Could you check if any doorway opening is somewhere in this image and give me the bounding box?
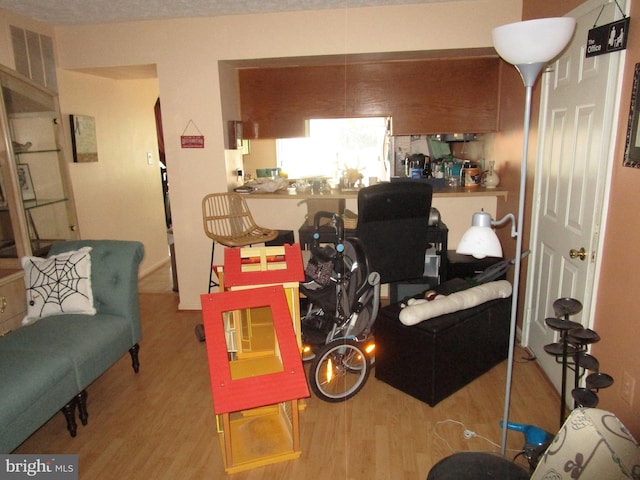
[154,98,177,291]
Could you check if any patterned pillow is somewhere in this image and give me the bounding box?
[21,246,96,325]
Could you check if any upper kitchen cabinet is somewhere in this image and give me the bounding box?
[238,56,500,138]
[0,65,79,269]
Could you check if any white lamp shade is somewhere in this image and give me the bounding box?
[492,17,576,65]
[456,211,504,259]
[456,226,503,259]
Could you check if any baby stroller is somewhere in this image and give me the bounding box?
[300,211,381,402]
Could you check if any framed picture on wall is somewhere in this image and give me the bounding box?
[623,63,640,168]
[70,114,99,163]
[17,164,36,202]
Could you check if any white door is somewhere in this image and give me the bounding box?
[523,0,625,400]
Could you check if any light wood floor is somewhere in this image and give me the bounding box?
[13,262,561,479]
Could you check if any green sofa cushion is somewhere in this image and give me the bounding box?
[0,313,133,390]
[0,349,77,453]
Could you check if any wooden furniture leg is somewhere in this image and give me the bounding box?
[77,390,89,425]
[61,399,77,437]
[129,343,140,373]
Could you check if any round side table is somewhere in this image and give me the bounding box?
[427,452,529,480]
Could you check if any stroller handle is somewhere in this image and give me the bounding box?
[312,211,345,246]
[311,211,345,278]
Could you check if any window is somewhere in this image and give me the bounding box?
[276,117,390,181]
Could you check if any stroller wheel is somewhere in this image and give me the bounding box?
[309,339,371,402]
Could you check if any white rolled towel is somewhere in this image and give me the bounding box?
[398,280,512,326]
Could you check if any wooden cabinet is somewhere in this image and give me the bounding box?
[0,64,79,269]
[239,57,500,138]
[0,271,26,336]
[0,65,79,326]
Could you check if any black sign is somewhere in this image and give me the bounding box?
[587,17,630,57]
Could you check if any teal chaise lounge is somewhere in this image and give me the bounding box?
[0,240,144,452]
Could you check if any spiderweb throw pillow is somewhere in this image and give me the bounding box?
[21,246,96,325]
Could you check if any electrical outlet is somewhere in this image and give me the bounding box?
[621,370,635,406]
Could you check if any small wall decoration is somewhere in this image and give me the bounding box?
[623,63,640,168]
[180,119,205,148]
[17,164,36,201]
[70,114,98,162]
[586,1,629,58]
[586,17,629,58]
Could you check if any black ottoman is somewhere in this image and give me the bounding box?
[446,251,505,281]
[373,294,511,406]
[427,452,529,479]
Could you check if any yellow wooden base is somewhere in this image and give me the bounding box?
[217,401,301,474]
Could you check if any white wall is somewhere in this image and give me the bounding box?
[34,1,520,309]
[56,70,169,276]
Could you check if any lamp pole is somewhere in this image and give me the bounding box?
[492,16,576,456]
[500,64,544,456]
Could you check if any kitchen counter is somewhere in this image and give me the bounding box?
[241,186,508,253]
[246,186,508,200]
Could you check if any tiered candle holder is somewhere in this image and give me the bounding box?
[543,297,613,427]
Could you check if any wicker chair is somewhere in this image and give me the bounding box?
[202,192,279,292]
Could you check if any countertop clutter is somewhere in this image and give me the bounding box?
[238,172,507,200]
[246,185,508,200]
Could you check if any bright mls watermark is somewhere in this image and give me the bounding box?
[0,455,77,479]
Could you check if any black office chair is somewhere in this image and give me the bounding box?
[356,182,433,285]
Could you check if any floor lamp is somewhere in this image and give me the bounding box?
[457,17,576,456]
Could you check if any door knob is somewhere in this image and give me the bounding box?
[569,247,587,261]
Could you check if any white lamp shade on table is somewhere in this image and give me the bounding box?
[456,211,503,259]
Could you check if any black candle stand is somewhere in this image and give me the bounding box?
[543,297,613,427]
